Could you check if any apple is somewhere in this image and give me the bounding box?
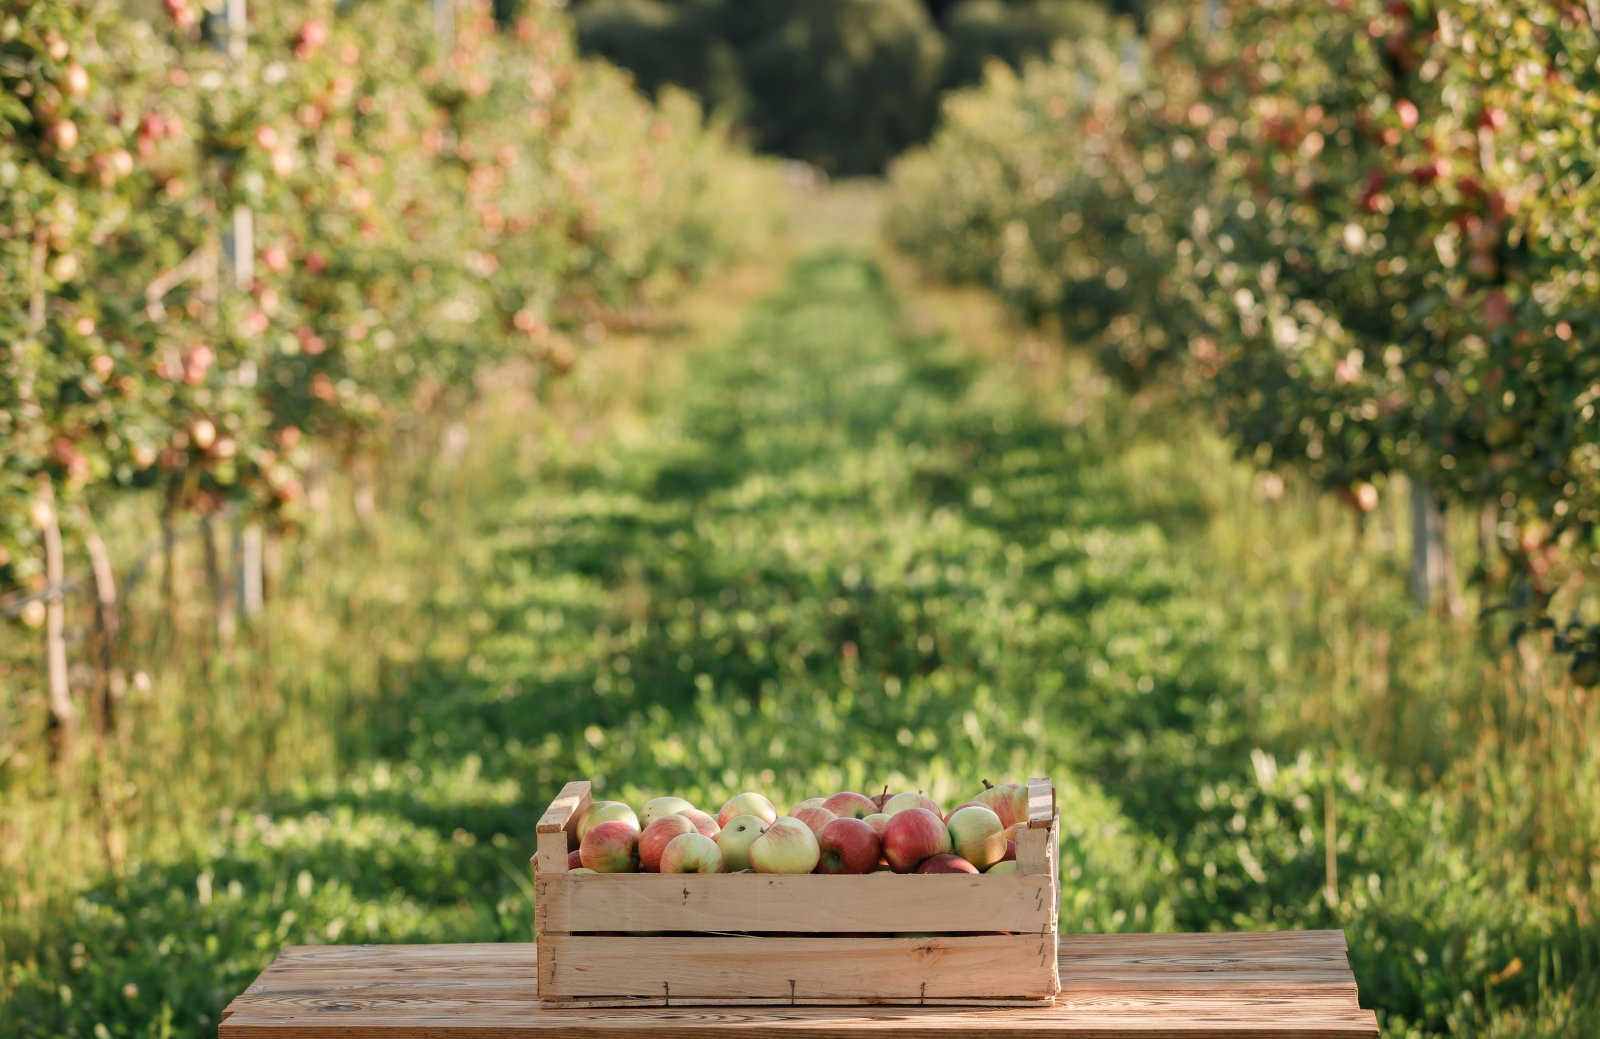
[1002,822,1021,862]
[579,819,639,873]
[943,801,985,823]
[946,805,1006,870]
[985,860,1019,875]
[863,812,891,836]
[642,796,697,827]
[717,792,777,827]
[973,781,1030,829]
[882,807,951,873]
[871,786,893,811]
[659,832,723,874]
[917,854,979,874]
[884,792,943,818]
[638,814,696,872]
[749,816,821,874]
[816,817,881,874]
[792,797,827,814]
[570,867,598,874]
[822,791,878,820]
[793,805,838,837]
[716,814,768,871]
[578,801,639,841]
[680,807,720,838]
[567,849,581,870]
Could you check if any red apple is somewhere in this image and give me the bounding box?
[659,832,723,874]
[917,854,979,874]
[680,807,720,838]
[641,796,696,827]
[638,814,696,872]
[973,781,1029,829]
[578,819,639,873]
[882,807,951,873]
[871,786,893,810]
[716,792,777,827]
[816,817,881,875]
[793,805,838,837]
[577,800,638,841]
[567,849,581,870]
[822,791,877,820]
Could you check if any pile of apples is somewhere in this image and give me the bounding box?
[567,781,1032,876]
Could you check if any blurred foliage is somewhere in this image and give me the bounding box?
[888,0,1600,672]
[570,0,1123,173]
[4,249,1596,1036]
[0,0,779,613]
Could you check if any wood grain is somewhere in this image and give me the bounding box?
[220,932,1379,1037]
[541,934,1058,1002]
[535,871,1056,934]
[1025,778,1055,829]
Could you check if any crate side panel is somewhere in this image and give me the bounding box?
[538,872,1054,935]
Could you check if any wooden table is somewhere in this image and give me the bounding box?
[220,931,1378,1037]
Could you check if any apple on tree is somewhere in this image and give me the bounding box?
[816,817,881,874]
[716,814,768,871]
[749,816,821,874]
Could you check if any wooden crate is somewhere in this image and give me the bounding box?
[532,777,1061,1008]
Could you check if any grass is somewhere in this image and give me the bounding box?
[2,222,1597,1036]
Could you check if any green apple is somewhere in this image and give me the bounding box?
[660,832,724,873]
[749,816,820,874]
[578,800,639,841]
[717,791,778,827]
[884,792,942,818]
[973,781,1030,829]
[985,860,1019,874]
[716,814,768,871]
[946,804,1006,871]
[641,795,697,827]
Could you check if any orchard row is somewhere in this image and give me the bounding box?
[0,0,775,599]
[565,782,1035,875]
[888,0,1600,673]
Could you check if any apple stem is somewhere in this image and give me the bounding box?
[982,778,994,790]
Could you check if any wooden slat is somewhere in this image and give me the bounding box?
[1016,807,1056,878]
[536,781,592,836]
[536,871,1056,934]
[1025,777,1056,829]
[539,934,1059,1002]
[220,933,1380,1037]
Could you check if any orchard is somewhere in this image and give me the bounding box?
[0,0,777,743]
[889,0,1600,676]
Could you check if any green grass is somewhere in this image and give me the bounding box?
[3,245,1596,1036]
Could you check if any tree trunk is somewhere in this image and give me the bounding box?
[201,513,235,644]
[1408,478,1449,611]
[235,519,265,621]
[38,492,74,764]
[81,510,124,737]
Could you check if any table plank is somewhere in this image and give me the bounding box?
[219,933,1380,1038]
